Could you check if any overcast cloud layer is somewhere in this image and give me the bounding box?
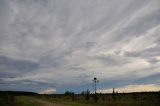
[0,0,160,93]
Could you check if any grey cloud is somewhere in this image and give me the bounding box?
[147,58,160,65]
[134,73,160,84]
[0,55,39,79]
[0,0,160,92]
[124,47,160,57]
[95,55,130,66]
[0,55,39,70]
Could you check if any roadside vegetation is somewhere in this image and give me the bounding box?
[35,90,160,106]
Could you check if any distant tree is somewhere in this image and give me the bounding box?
[81,91,85,96]
[85,89,90,101]
[64,91,75,101]
[112,88,116,101]
[65,91,74,95]
[113,88,115,94]
[81,89,90,101]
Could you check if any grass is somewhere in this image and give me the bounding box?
[0,91,160,106]
[14,96,38,106]
[32,92,160,106]
[0,93,14,106]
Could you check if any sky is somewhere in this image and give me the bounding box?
[0,0,160,94]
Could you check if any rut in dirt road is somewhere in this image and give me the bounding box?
[32,98,67,106]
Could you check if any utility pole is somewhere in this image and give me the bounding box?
[92,77,99,94]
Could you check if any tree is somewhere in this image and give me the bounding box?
[64,91,75,101]
[85,89,90,101]
[81,89,90,101]
[112,88,116,101]
[65,91,74,95]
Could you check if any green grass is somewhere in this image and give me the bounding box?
[63,102,95,106]
[0,94,14,106]
[32,93,160,106]
[14,96,38,106]
[0,92,160,106]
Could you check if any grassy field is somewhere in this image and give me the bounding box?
[0,91,39,106]
[35,93,160,106]
[0,91,160,106]
[14,96,38,106]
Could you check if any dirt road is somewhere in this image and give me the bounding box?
[31,98,66,106]
[15,96,67,106]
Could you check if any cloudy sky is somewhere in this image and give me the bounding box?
[0,0,160,94]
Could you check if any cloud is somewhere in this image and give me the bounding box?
[134,73,160,84]
[0,55,39,80]
[98,84,160,93]
[39,88,56,94]
[0,0,160,93]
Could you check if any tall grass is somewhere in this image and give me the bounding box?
[0,91,160,106]
[34,92,160,106]
[0,93,14,106]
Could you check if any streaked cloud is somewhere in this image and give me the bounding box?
[0,0,160,93]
